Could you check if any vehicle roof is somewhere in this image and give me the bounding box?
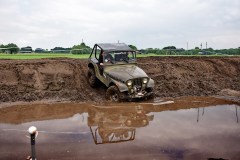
[96,43,133,52]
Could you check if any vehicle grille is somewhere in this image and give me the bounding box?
[133,78,142,86]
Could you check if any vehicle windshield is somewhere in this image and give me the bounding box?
[103,51,136,64]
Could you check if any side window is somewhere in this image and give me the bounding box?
[129,51,136,61]
[96,46,101,60]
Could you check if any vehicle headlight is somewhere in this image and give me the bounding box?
[126,80,132,86]
[142,78,148,84]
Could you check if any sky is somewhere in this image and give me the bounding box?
[0,0,239,50]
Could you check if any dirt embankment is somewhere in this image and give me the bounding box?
[0,57,239,103]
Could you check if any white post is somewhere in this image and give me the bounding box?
[28,126,37,160]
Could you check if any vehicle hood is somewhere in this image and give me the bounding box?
[104,65,148,82]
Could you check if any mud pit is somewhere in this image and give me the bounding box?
[0,56,240,103]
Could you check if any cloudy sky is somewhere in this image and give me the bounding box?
[0,0,239,50]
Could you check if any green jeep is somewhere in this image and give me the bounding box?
[87,43,154,102]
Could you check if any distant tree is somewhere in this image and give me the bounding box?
[0,43,19,53]
[6,43,18,48]
[128,45,137,50]
[144,48,154,54]
[163,46,176,50]
[195,47,200,50]
[0,44,3,53]
[72,42,91,49]
[71,42,91,54]
[203,48,214,52]
[8,43,19,53]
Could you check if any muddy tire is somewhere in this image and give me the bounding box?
[144,88,155,100]
[87,68,99,87]
[106,85,121,102]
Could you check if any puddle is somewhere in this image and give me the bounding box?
[0,97,240,160]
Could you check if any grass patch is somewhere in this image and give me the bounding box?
[0,53,89,59]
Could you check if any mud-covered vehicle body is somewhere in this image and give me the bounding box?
[87,43,154,102]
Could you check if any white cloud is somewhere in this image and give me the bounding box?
[0,0,239,49]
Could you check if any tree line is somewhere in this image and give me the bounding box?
[142,46,240,55]
[0,43,239,55]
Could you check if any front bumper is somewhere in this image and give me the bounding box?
[120,89,154,100]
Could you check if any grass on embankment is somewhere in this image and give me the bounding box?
[0,53,237,60]
[0,53,89,59]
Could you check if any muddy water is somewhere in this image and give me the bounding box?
[0,97,240,160]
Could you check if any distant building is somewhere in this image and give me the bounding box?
[51,47,71,53]
[35,48,44,53]
[20,46,32,53]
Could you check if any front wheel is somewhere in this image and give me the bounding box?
[106,85,121,102]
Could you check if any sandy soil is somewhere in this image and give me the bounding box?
[0,56,240,103]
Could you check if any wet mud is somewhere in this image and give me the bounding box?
[0,57,240,103]
[0,97,239,159]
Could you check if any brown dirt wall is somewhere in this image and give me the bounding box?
[0,56,239,103]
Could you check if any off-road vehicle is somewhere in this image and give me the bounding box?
[87,43,154,102]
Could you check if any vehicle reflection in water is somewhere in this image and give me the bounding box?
[196,107,204,123]
[236,106,239,123]
[88,105,154,144]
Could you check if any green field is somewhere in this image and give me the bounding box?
[0,53,237,60]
